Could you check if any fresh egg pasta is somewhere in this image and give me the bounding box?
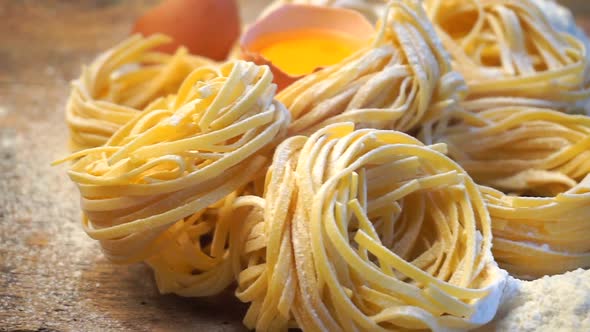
[235,123,506,331]
[424,0,590,112]
[481,182,590,279]
[56,0,590,330]
[423,107,590,196]
[423,106,590,277]
[278,0,465,135]
[66,34,212,150]
[145,191,248,296]
[56,60,290,295]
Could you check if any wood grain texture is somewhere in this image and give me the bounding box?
[0,1,271,331]
[0,1,588,331]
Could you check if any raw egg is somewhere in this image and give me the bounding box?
[133,0,240,61]
[241,4,375,90]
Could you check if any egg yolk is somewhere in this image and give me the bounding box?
[255,29,366,76]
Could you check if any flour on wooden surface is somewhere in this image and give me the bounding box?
[477,268,590,331]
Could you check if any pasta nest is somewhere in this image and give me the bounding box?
[60,60,290,296]
[424,106,590,278]
[235,123,506,331]
[424,0,590,112]
[66,34,213,150]
[481,182,590,279]
[277,0,465,135]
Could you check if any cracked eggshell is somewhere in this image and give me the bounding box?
[240,4,375,90]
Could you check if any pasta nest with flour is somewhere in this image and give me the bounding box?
[66,34,213,150]
[55,0,590,329]
[277,0,466,135]
[481,182,590,279]
[424,0,590,112]
[57,60,290,296]
[235,123,506,331]
[423,106,590,278]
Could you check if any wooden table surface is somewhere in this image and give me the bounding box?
[0,1,588,331]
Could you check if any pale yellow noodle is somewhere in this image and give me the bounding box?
[66,34,214,150]
[423,106,590,278]
[57,60,290,296]
[235,123,506,332]
[481,183,590,279]
[424,0,590,112]
[277,0,465,136]
[424,106,590,196]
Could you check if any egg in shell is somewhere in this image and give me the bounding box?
[240,4,375,90]
[133,0,240,61]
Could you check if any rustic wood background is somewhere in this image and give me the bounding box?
[0,1,588,331]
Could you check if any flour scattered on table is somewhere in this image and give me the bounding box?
[478,268,590,331]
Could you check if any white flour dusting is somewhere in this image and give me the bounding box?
[477,268,590,331]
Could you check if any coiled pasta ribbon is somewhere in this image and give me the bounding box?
[424,0,590,112]
[146,191,250,296]
[235,123,505,331]
[57,60,290,296]
[481,182,590,279]
[423,106,590,277]
[277,0,465,135]
[66,34,213,150]
[424,107,590,196]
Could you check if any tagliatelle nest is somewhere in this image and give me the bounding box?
[235,123,506,331]
[146,191,248,296]
[66,34,213,150]
[277,0,466,136]
[481,182,590,279]
[424,0,590,112]
[422,105,590,278]
[58,60,290,295]
[56,0,590,330]
[424,107,590,196]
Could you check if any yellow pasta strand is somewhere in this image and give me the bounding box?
[58,60,290,296]
[423,106,590,278]
[235,123,506,331]
[481,183,590,279]
[66,34,214,150]
[277,0,466,135]
[424,106,590,196]
[424,0,590,112]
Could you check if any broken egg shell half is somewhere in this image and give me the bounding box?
[240,4,375,91]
